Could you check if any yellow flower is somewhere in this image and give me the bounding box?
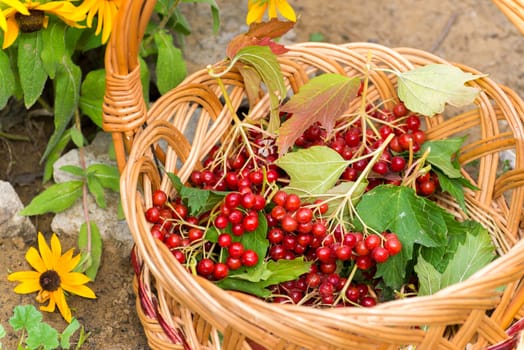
[1,0,86,49]
[8,232,96,323]
[77,0,121,44]
[0,0,29,31]
[246,0,296,25]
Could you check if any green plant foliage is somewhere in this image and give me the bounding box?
[19,181,83,215]
[78,222,103,281]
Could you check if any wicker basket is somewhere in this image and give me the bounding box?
[493,0,524,34]
[103,1,524,349]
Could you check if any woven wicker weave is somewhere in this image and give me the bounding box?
[493,0,524,34]
[103,1,524,349]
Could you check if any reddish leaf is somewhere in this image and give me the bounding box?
[277,74,360,155]
[227,19,295,58]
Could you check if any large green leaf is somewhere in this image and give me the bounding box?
[87,163,120,192]
[41,21,67,79]
[154,30,186,94]
[86,173,106,209]
[25,322,59,350]
[42,129,72,183]
[415,223,495,296]
[18,31,48,108]
[9,305,42,331]
[60,319,80,349]
[276,146,349,195]
[19,181,83,215]
[41,57,81,161]
[0,49,15,109]
[79,69,106,128]
[78,221,103,281]
[397,64,483,117]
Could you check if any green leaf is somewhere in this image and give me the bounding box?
[420,137,466,178]
[59,164,84,177]
[236,45,286,132]
[218,257,312,297]
[25,322,60,350]
[41,21,67,79]
[87,164,120,192]
[86,173,106,208]
[278,74,360,154]
[78,221,103,280]
[276,146,349,195]
[79,69,106,128]
[433,168,478,213]
[18,31,48,108]
[70,127,85,148]
[416,223,495,295]
[19,180,83,215]
[168,173,227,216]
[0,49,15,109]
[396,64,483,117]
[139,56,150,104]
[154,30,186,94]
[42,57,81,161]
[0,323,6,339]
[9,305,42,331]
[60,318,80,349]
[43,129,72,183]
[355,185,449,288]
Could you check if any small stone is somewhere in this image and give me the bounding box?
[0,180,36,238]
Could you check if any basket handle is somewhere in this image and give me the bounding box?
[102,0,156,172]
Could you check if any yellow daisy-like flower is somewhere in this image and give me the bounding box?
[1,0,86,49]
[8,232,96,323]
[77,0,121,44]
[0,0,29,31]
[246,0,296,25]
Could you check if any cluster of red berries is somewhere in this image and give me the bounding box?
[142,100,442,307]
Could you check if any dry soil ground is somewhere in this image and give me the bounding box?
[0,1,522,349]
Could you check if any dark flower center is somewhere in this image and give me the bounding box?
[16,10,45,33]
[39,270,61,291]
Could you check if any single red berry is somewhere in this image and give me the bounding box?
[145,207,160,223]
[212,263,229,280]
[405,115,421,131]
[152,190,168,207]
[393,102,408,117]
[188,228,204,242]
[228,242,244,258]
[242,214,259,232]
[217,233,232,248]
[284,193,301,212]
[371,246,390,263]
[364,234,381,250]
[385,237,402,255]
[241,250,259,267]
[295,207,313,224]
[226,256,242,270]
[197,258,215,276]
[390,156,406,172]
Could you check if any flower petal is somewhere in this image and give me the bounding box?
[1,0,29,15]
[54,289,72,323]
[37,232,54,270]
[13,279,42,294]
[2,15,19,49]
[25,246,46,273]
[50,233,62,261]
[39,292,55,312]
[55,249,80,276]
[276,0,296,22]
[62,282,96,299]
[246,1,267,24]
[8,270,40,282]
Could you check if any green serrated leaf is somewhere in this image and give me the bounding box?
[86,173,106,208]
[236,45,286,132]
[416,223,495,296]
[18,31,48,108]
[276,146,349,195]
[79,69,105,127]
[9,305,43,331]
[433,168,477,213]
[19,181,83,215]
[60,318,80,349]
[43,129,72,183]
[78,221,103,280]
[154,31,186,94]
[0,49,15,109]
[168,173,227,216]
[41,21,67,79]
[87,163,120,192]
[421,137,466,178]
[59,164,84,177]
[397,64,484,117]
[25,321,60,350]
[262,257,312,287]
